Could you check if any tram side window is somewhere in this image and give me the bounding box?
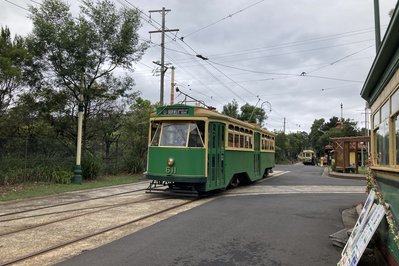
[150,122,161,146]
[188,123,205,147]
[245,136,249,148]
[234,127,240,147]
[228,131,234,147]
[239,134,244,148]
[249,131,253,149]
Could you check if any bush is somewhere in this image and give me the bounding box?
[81,153,102,180]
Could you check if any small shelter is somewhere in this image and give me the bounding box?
[330,136,370,173]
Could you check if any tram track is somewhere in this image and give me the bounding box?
[0,188,147,218]
[0,196,165,237]
[1,198,199,266]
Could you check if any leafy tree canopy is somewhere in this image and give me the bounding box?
[222,99,239,119]
[0,26,29,114]
[28,0,148,101]
[222,100,267,126]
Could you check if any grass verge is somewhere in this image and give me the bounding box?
[0,174,145,202]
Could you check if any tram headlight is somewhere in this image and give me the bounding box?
[167,158,174,166]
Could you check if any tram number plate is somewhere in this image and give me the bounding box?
[166,167,177,174]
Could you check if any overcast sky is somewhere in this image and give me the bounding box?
[1,0,398,133]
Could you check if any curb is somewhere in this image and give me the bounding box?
[322,167,366,180]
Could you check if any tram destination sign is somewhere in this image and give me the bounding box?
[158,107,192,116]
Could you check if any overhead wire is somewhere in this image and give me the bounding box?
[182,0,265,38]
[306,44,375,74]
[118,0,244,104]
[207,60,363,83]
[173,26,384,65]
[3,0,29,11]
[175,38,257,102]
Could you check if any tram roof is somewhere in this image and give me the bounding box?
[361,2,399,105]
[151,104,274,135]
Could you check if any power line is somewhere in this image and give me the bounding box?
[167,37,251,102]
[208,26,385,59]
[163,53,227,103]
[183,0,265,38]
[29,0,41,5]
[3,0,29,11]
[118,0,245,103]
[210,39,374,65]
[208,60,363,83]
[307,44,374,74]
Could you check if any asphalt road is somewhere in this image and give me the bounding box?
[58,164,367,266]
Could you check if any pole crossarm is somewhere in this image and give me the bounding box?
[148,7,179,106]
[149,29,179,34]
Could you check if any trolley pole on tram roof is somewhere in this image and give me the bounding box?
[149,7,179,106]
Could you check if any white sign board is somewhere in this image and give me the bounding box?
[337,191,386,266]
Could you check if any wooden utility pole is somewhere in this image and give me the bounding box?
[341,103,343,121]
[149,7,179,106]
[283,117,286,134]
[170,66,175,105]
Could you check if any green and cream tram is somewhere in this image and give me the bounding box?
[146,104,275,195]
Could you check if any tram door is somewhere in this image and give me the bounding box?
[254,132,261,178]
[208,122,225,188]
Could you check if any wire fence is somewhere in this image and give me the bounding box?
[0,136,138,185]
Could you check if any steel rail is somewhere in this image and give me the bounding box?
[1,199,198,266]
[0,197,165,237]
[0,188,147,218]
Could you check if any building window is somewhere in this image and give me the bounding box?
[375,119,389,165]
[373,110,380,129]
[392,89,399,114]
[395,117,399,165]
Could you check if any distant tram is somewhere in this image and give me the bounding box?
[146,104,275,196]
[298,150,316,165]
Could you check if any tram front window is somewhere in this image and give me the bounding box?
[161,123,189,147]
[157,122,205,147]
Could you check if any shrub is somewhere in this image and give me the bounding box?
[81,153,102,180]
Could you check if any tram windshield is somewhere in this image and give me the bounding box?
[150,121,205,147]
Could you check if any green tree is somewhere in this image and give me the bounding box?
[222,100,267,125]
[0,27,29,115]
[27,0,148,151]
[309,117,362,157]
[222,99,239,118]
[274,131,287,163]
[121,97,155,173]
[286,131,309,160]
[239,103,266,125]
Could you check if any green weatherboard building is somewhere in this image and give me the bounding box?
[360,1,399,264]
